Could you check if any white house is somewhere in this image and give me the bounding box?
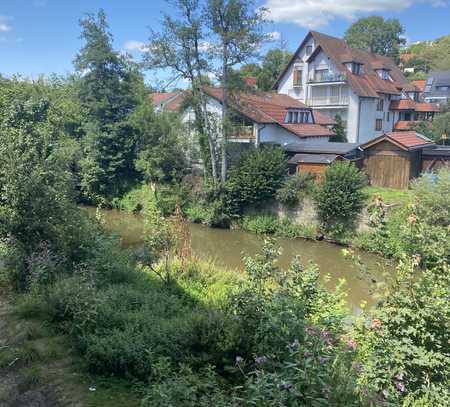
[274,31,439,143]
[150,88,336,146]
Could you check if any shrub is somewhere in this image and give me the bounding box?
[240,215,279,234]
[314,161,367,239]
[275,172,315,206]
[226,145,287,213]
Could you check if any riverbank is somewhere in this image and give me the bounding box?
[0,287,140,407]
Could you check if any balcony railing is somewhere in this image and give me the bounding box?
[230,125,254,140]
[308,96,349,106]
[308,72,347,83]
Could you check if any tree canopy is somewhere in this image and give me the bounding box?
[345,16,405,60]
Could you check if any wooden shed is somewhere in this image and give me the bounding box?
[360,131,434,189]
[421,147,450,172]
[287,153,346,179]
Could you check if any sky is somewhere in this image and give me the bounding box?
[1,0,450,85]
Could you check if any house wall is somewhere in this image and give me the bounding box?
[362,141,413,189]
[258,124,329,145]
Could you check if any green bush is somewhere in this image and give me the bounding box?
[314,161,367,239]
[226,145,287,213]
[276,172,315,206]
[356,169,450,268]
[241,215,279,234]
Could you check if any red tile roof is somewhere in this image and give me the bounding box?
[150,92,179,105]
[244,77,257,87]
[393,121,419,131]
[361,131,434,151]
[275,31,411,98]
[203,87,335,139]
[149,91,187,112]
[411,80,426,92]
[389,99,440,112]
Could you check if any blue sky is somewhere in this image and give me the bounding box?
[1,0,449,84]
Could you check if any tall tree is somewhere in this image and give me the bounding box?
[75,10,141,203]
[145,0,221,183]
[256,48,292,91]
[330,114,347,143]
[344,16,405,60]
[205,0,267,183]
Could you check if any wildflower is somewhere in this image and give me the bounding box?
[382,389,389,399]
[407,213,417,223]
[395,372,404,381]
[303,350,312,357]
[412,254,421,267]
[395,382,405,393]
[279,381,293,392]
[254,356,267,365]
[371,319,382,330]
[318,356,329,365]
[235,356,243,364]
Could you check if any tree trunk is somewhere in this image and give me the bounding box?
[220,45,228,184]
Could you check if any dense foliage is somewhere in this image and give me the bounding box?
[314,162,368,239]
[275,172,315,206]
[344,16,405,60]
[226,145,287,212]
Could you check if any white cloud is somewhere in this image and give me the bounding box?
[123,40,149,53]
[268,31,281,41]
[263,0,448,29]
[0,16,12,32]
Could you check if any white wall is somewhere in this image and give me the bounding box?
[258,124,328,145]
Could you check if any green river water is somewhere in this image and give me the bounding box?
[86,208,390,313]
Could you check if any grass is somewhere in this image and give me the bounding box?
[364,186,412,205]
[0,286,141,407]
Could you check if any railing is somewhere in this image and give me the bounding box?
[309,72,347,83]
[230,125,254,140]
[308,96,349,106]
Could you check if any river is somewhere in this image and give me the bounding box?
[86,207,390,313]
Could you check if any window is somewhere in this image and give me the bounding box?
[306,45,313,56]
[377,98,384,111]
[285,110,310,124]
[375,119,383,131]
[437,86,449,91]
[293,69,302,87]
[377,69,390,81]
[351,62,363,75]
[387,112,390,122]
[314,68,329,81]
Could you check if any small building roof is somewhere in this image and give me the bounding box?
[149,91,187,111]
[411,80,426,92]
[283,142,360,155]
[203,87,335,139]
[288,153,341,165]
[389,99,440,112]
[360,131,434,151]
[422,146,450,157]
[423,70,450,98]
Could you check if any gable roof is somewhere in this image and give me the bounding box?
[274,31,410,98]
[360,131,434,151]
[202,87,335,139]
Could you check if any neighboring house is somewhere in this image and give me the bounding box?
[411,79,426,94]
[423,70,450,106]
[390,99,440,131]
[150,91,186,112]
[360,131,435,189]
[150,88,336,146]
[274,31,438,143]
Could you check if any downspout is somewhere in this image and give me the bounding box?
[356,97,362,143]
[256,124,266,148]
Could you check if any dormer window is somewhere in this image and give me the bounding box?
[346,62,363,75]
[285,110,311,124]
[377,69,390,81]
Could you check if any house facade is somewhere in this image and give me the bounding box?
[423,70,450,106]
[274,31,438,143]
[150,88,336,146]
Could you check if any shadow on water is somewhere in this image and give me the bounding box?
[83,207,392,314]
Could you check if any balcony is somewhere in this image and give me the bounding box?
[308,95,349,107]
[308,72,347,83]
[230,125,254,140]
